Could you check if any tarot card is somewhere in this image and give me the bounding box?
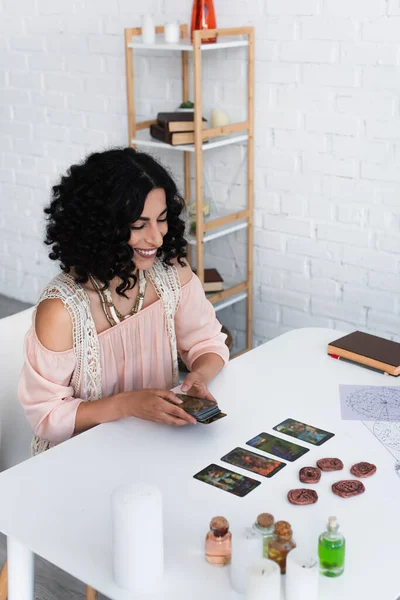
[273,418,334,446]
[221,447,286,478]
[175,393,217,417]
[175,393,225,422]
[200,412,227,424]
[246,432,309,462]
[193,463,261,497]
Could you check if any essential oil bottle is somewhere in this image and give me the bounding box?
[205,516,232,566]
[268,520,296,574]
[318,516,345,577]
[252,513,275,558]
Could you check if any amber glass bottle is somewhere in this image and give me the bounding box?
[190,0,217,43]
[268,521,296,574]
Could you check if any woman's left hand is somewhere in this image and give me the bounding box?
[181,371,216,403]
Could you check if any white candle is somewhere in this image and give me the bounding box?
[245,559,281,600]
[230,527,262,593]
[111,483,163,593]
[285,549,319,600]
[141,14,155,44]
[211,108,231,128]
[164,22,180,44]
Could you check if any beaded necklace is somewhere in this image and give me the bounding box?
[90,270,147,327]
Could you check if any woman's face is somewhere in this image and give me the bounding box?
[129,187,168,270]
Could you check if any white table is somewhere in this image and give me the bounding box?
[1,328,400,600]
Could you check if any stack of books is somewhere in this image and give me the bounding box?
[150,112,206,146]
[193,268,224,293]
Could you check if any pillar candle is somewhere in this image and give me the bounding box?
[230,527,262,593]
[164,22,180,43]
[141,14,155,44]
[245,559,281,600]
[285,549,319,600]
[111,483,163,593]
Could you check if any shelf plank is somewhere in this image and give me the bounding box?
[187,219,248,244]
[131,130,248,153]
[208,282,247,305]
[203,209,249,233]
[136,119,156,131]
[203,134,248,151]
[203,121,248,140]
[128,39,249,52]
[213,290,248,313]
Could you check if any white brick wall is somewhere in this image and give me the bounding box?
[1,0,400,348]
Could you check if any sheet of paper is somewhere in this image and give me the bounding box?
[340,384,400,421]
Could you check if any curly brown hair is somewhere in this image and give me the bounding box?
[44,147,187,296]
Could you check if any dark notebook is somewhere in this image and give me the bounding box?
[150,123,194,145]
[328,330,400,375]
[157,112,206,133]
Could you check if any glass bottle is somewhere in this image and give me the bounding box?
[190,0,217,43]
[268,520,296,574]
[205,516,232,566]
[318,516,345,577]
[252,513,275,558]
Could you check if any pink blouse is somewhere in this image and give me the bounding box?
[18,274,229,444]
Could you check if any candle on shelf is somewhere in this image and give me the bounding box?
[211,108,231,129]
[164,22,180,44]
[141,14,155,44]
[245,559,281,600]
[285,549,319,600]
[111,483,163,594]
[230,527,261,594]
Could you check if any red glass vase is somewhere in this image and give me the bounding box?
[190,0,217,43]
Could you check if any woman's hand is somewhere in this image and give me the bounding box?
[181,371,216,403]
[120,389,197,426]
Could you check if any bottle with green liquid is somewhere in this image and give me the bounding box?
[252,513,274,558]
[318,516,345,577]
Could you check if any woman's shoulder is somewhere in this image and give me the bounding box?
[35,272,79,352]
[171,258,193,287]
[35,299,74,352]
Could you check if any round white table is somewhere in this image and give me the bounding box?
[1,328,400,600]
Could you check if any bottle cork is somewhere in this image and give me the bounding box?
[210,516,229,537]
[328,516,338,531]
[256,513,274,529]
[274,520,292,539]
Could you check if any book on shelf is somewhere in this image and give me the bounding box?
[150,123,195,146]
[193,268,223,293]
[157,112,207,133]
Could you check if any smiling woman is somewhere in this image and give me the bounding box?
[129,188,169,268]
[18,148,229,455]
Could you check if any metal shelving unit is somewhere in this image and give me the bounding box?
[124,24,254,353]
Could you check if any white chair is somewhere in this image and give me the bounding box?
[0,307,34,471]
[0,307,97,599]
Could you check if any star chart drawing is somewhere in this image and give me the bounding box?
[340,385,400,471]
[340,385,400,421]
[363,420,400,470]
[372,421,400,452]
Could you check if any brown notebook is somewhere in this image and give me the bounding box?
[328,330,400,376]
[193,268,223,293]
[157,112,206,133]
[150,123,194,146]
